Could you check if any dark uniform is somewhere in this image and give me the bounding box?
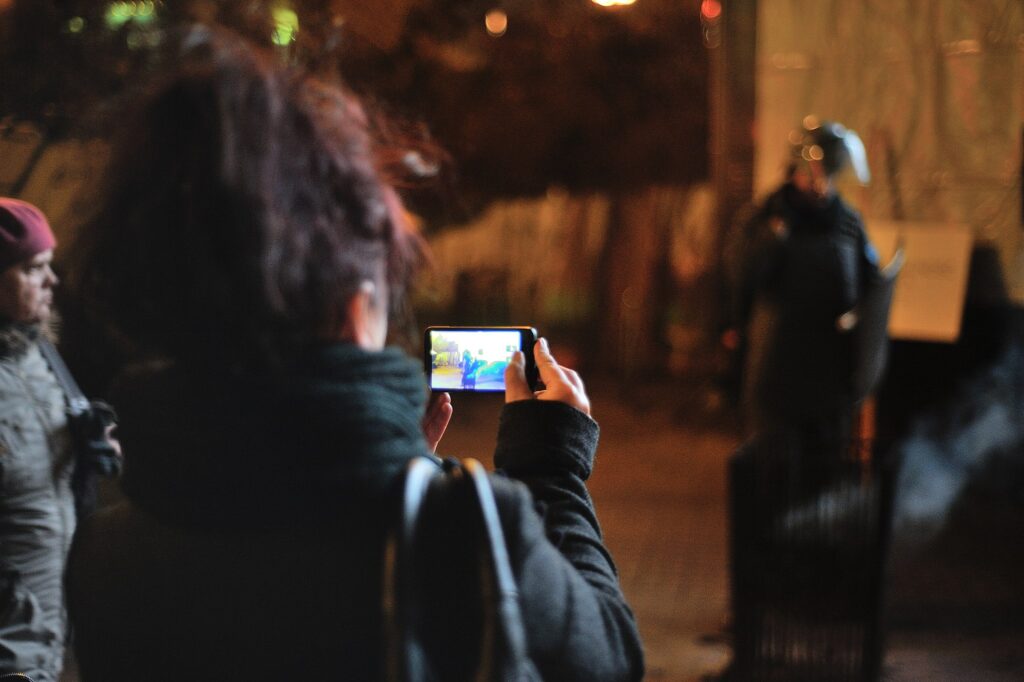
[738,182,879,451]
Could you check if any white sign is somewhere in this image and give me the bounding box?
[865,220,973,343]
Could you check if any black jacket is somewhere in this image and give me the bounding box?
[736,183,880,432]
[66,344,644,681]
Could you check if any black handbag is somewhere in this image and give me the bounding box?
[383,457,541,682]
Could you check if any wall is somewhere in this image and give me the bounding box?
[418,184,719,375]
[0,127,106,246]
[756,0,1024,303]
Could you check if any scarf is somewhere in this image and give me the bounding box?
[118,344,431,529]
[0,320,54,359]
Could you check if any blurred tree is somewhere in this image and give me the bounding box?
[0,0,318,193]
[342,0,708,216]
[1,0,707,213]
[0,0,710,377]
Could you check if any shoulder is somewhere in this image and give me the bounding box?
[489,473,542,536]
[762,184,793,215]
[416,465,544,561]
[422,465,536,526]
[832,197,879,259]
[834,195,866,232]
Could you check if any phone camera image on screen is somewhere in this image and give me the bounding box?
[425,327,537,393]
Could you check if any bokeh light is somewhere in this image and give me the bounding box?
[485,9,508,38]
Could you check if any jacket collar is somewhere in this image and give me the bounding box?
[0,322,41,359]
[0,314,60,359]
[117,343,430,529]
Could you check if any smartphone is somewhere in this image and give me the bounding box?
[424,326,538,393]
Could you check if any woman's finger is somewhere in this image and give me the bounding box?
[504,351,534,403]
[532,339,591,415]
[533,337,568,388]
[561,366,585,393]
[422,391,453,452]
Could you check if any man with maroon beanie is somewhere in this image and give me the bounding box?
[0,198,75,681]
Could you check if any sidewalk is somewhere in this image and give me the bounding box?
[438,384,736,681]
[440,379,1024,681]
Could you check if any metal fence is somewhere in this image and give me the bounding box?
[728,434,892,681]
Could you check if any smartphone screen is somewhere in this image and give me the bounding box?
[424,326,537,392]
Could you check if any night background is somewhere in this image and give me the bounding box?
[1,1,1022,680]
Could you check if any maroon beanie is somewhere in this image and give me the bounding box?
[0,198,57,273]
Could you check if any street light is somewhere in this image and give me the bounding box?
[272,7,299,46]
[485,9,508,37]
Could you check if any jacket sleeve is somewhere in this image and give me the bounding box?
[733,204,788,334]
[856,215,882,296]
[493,400,645,682]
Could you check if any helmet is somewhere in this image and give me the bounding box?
[789,117,870,185]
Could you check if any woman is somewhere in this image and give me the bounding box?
[65,28,643,681]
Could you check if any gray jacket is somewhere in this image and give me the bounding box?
[0,325,75,682]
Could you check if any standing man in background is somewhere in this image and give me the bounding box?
[0,198,74,682]
[728,120,880,465]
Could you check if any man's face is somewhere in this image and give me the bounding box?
[0,250,58,324]
[792,159,832,201]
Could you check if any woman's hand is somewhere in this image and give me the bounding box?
[421,391,453,452]
[505,337,591,416]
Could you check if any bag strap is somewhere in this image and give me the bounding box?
[384,457,538,682]
[37,338,121,512]
[461,459,532,679]
[37,337,90,415]
[383,456,442,682]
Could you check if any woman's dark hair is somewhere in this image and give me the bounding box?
[68,27,422,368]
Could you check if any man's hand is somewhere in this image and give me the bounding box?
[421,391,453,453]
[505,337,591,416]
